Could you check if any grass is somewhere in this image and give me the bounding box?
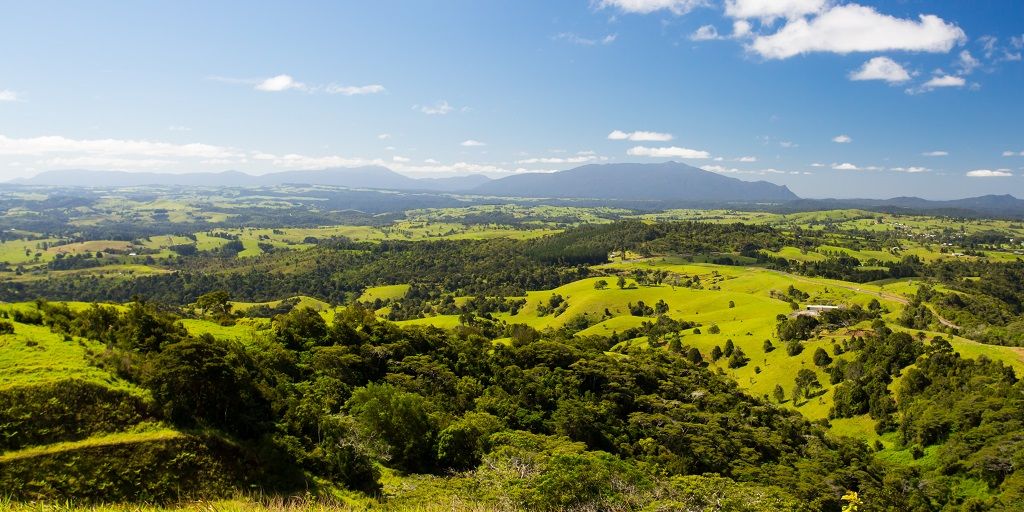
[358,285,411,302]
[0,320,140,394]
[0,428,182,463]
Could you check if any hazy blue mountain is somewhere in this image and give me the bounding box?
[470,162,798,202]
[17,167,492,193]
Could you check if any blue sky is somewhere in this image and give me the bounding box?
[0,0,1022,199]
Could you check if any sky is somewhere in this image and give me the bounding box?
[0,0,1022,199]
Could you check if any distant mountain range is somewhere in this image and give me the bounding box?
[10,163,1024,217]
[14,162,797,202]
[13,167,494,193]
[471,162,797,202]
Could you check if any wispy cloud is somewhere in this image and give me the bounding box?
[832,134,852,143]
[966,169,1013,177]
[414,100,455,115]
[627,145,710,159]
[461,139,486,147]
[0,90,18,102]
[608,130,673,142]
[595,0,707,16]
[922,150,948,156]
[215,74,385,96]
[554,32,617,46]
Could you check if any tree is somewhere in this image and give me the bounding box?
[145,338,269,438]
[723,339,734,357]
[773,384,785,403]
[813,347,833,367]
[728,347,749,369]
[617,276,627,289]
[668,335,683,353]
[786,340,804,356]
[728,300,736,308]
[655,299,669,315]
[711,345,723,361]
[436,412,503,471]
[687,347,704,365]
[763,339,774,352]
[346,382,438,473]
[793,368,821,400]
[709,324,721,334]
[594,279,608,290]
[194,290,232,319]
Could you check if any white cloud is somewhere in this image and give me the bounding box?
[725,0,825,21]
[627,145,711,159]
[890,166,930,173]
[0,90,18,102]
[1003,150,1024,157]
[691,25,721,41]
[750,5,966,60]
[736,156,757,162]
[377,133,391,140]
[325,84,386,96]
[956,50,981,75]
[832,134,852,143]
[392,156,410,163]
[732,20,752,38]
[832,162,860,170]
[0,134,241,159]
[779,141,798,148]
[415,100,454,115]
[43,156,175,170]
[608,130,674,141]
[461,139,486,147]
[922,150,948,156]
[554,32,618,46]
[922,74,966,88]
[966,169,1012,177]
[256,74,306,92]
[516,155,606,164]
[596,0,707,15]
[849,56,912,83]
[810,162,825,167]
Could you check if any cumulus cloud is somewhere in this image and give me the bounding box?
[608,130,674,142]
[849,56,912,83]
[922,150,948,156]
[736,156,757,162]
[595,0,707,15]
[890,166,930,173]
[832,162,860,170]
[725,0,825,21]
[732,20,754,38]
[832,134,852,143]
[966,169,1012,177]
[627,145,711,159]
[0,90,18,102]
[461,139,486,147]
[922,74,966,88]
[414,100,454,115]
[377,133,391,140]
[1003,150,1024,157]
[749,4,965,60]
